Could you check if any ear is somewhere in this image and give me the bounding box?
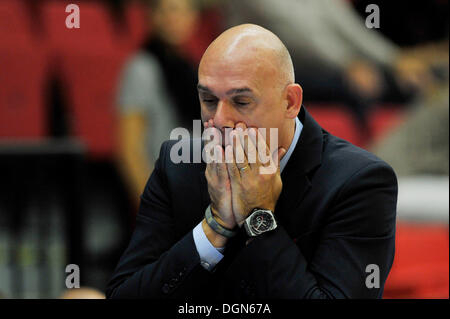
[285,83,302,119]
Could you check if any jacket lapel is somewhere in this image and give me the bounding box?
[275,106,324,235]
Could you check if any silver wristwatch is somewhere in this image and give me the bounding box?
[243,208,277,237]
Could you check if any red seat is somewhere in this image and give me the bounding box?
[58,51,127,158]
[122,2,150,50]
[0,45,49,139]
[0,1,49,139]
[307,104,363,147]
[42,0,117,53]
[383,222,449,299]
[41,0,129,157]
[0,0,33,46]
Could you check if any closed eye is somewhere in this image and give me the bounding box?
[199,92,218,105]
[202,98,218,104]
[233,97,252,107]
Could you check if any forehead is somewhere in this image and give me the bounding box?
[198,53,277,96]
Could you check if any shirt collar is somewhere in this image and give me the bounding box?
[280,117,303,173]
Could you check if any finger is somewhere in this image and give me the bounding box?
[224,126,233,148]
[213,127,224,162]
[206,160,216,183]
[215,144,228,182]
[272,147,287,173]
[203,126,220,163]
[207,139,222,174]
[203,125,213,144]
[225,144,240,183]
[248,128,264,167]
[235,122,247,130]
[211,125,221,142]
[256,128,272,166]
[245,128,258,168]
[230,130,249,172]
[235,123,254,168]
[259,148,280,176]
[232,129,247,164]
[235,123,248,153]
[205,125,221,143]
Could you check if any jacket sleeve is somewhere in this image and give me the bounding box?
[106,142,213,298]
[223,161,398,299]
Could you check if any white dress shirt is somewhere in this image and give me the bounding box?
[193,117,303,271]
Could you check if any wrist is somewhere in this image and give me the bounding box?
[202,219,228,248]
[210,205,235,229]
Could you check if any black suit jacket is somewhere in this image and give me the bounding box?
[106,107,398,299]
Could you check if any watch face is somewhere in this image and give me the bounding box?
[249,211,274,234]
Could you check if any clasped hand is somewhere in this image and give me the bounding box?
[204,120,286,229]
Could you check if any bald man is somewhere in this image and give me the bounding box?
[107,24,397,299]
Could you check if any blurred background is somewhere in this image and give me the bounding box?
[0,0,448,299]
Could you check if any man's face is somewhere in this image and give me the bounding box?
[198,53,286,147]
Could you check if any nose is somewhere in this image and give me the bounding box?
[213,100,235,130]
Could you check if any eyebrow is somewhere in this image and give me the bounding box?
[197,84,212,93]
[197,84,254,95]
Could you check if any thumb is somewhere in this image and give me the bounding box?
[272,147,287,169]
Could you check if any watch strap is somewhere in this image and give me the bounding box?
[205,205,238,238]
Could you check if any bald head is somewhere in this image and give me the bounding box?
[200,24,295,88]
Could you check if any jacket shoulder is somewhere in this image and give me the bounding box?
[322,133,396,177]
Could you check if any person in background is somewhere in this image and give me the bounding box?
[116,0,201,204]
[371,40,449,177]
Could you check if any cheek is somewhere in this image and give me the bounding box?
[252,103,284,147]
[254,101,284,127]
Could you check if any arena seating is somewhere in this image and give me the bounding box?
[384,222,449,298]
[0,0,33,46]
[42,0,118,53]
[42,0,130,158]
[0,46,49,138]
[0,0,49,138]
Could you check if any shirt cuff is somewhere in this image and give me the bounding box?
[193,221,225,272]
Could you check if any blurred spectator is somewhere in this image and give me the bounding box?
[116,0,201,203]
[221,0,434,139]
[371,85,449,177]
[370,36,449,176]
[59,287,106,299]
